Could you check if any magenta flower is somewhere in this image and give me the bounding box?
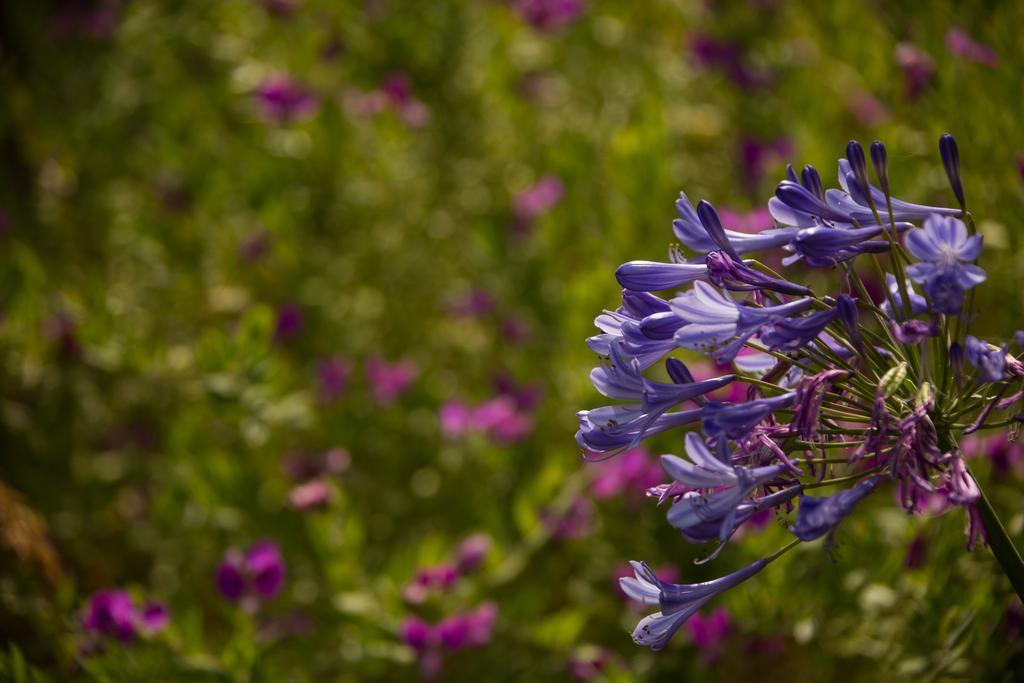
[402,564,459,605]
[81,589,169,643]
[216,540,286,604]
[399,603,497,678]
[513,174,565,224]
[317,356,352,402]
[273,302,304,343]
[366,356,418,405]
[946,27,999,67]
[686,607,731,663]
[254,73,319,123]
[439,400,474,439]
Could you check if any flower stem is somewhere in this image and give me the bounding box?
[969,463,1024,602]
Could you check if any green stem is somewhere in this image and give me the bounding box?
[969,463,1024,602]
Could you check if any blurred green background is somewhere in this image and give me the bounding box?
[1,0,1023,680]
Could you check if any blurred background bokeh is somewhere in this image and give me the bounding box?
[2,1,1023,680]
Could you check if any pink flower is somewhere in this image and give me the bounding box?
[845,90,888,128]
[455,533,491,573]
[366,356,417,405]
[591,447,664,501]
[514,175,564,220]
[514,0,585,31]
[541,497,595,540]
[686,607,731,663]
[716,207,773,234]
[288,479,332,510]
[946,26,999,67]
[439,400,474,439]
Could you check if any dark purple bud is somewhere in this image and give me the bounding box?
[665,357,696,385]
[939,133,965,208]
[785,164,799,183]
[775,180,852,223]
[845,140,871,206]
[696,200,741,261]
[621,290,672,318]
[870,140,889,195]
[800,165,825,200]
[836,296,863,354]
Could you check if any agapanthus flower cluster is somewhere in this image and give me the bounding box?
[579,134,1024,650]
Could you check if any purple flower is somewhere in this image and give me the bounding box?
[758,305,842,353]
[701,392,797,441]
[216,540,286,604]
[706,251,809,296]
[891,319,938,345]
[317,356,352,402]
[829,159,961,224]
[273,302,304,343]
[946,26,999,67]
[672,193,797,257]
[661,434,790,544]
[939,133,966,207]
[880,274,928,319]
[670,282,813,362]
[439,400,474,439]
[615,260,708,292]
[400,616,436,651]
[789,476,881,540]
[904,215,986,314]
[619,558,769,650]
[366,356,418,405]
[254,73,318,123]
[966,336,1007,383]
[895,43,935,99]
[82,590,138,642]
[138,602,170,634]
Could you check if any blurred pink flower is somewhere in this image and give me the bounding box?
[255,74,319,123]
[439,400,474,439]
[366,356,417,405]
[716,207,773,234]
[895,42,935,99]
[514,175,564,220]
[288,479,332,510]
[591,447,663,501]
[455,533,491,573]
[946,26,999,67]
[845,90,888,127]
[541,497,595,540]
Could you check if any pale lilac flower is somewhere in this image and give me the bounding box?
[366,356,417,405]
[905,215,986,313]
[965,336,1006,383]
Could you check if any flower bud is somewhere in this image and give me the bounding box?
[696,200,740,261]
[939,133,965,208]
[846,140,870,204]
[801,164,825,200]
[870,140,889,195]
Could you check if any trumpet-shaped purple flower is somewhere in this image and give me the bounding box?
[619,558,769,650]
[661,434,790,545]
[670,282,813,362]
[701,392,797,440]
[672,193,797,256]
[966,336,1007,383]
[789,476,881,541]
[758,306,842,352]
[576,405,703,457]
[615,260,708,292]
[705,251,810,296]
[827,159,961,224]
[783,224,908,267]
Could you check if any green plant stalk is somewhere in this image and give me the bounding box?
[971,465,1024,602]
